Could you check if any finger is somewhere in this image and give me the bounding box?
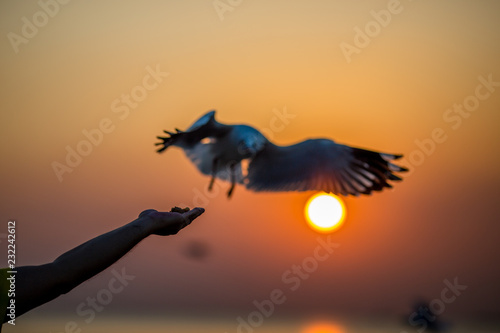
[139,209,157,218]
[182,207,205,224]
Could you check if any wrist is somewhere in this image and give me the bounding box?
[129,216,155,238]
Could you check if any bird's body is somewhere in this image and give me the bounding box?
[156,110,408,197]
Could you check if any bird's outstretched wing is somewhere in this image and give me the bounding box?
[156,110,243,181]
[155,110,230,152]
[246,139,407,196]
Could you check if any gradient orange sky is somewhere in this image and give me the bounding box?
[1,0,500,326]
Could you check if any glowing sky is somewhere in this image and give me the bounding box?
[1,0,499,326]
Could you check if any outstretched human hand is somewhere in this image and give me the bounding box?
[138,207,205,236]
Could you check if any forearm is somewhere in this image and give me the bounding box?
[10,208,203,320]
[52,216,153,290]
[12,216,154,319]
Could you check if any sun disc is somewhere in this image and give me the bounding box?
[305,193,346,233]
[301,321,346,333]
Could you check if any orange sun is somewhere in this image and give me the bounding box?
[305,193,346,233]
[301,321,345,333]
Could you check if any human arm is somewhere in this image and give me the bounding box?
[7,207,204,321]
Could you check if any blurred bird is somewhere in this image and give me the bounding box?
[181,239,211,261]
[156,110,408,198]
[405,300,450,332]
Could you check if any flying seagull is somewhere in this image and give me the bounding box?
[156,110,408,198]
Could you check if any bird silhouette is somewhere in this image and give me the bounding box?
[156,110,408,198]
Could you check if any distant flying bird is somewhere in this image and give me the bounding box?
[181,239,211,261]
[156,110,408,198]
[405,300,450,332]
